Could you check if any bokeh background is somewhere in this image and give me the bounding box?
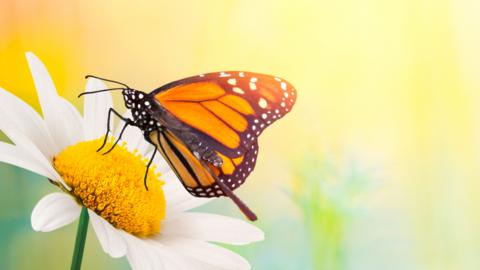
[1,0,480,269]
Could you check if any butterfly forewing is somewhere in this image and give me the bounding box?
[150,71,296,158]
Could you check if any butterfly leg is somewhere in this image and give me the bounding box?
[101,119,131,155]
[98,108,132,152]
[140,128,165,191]
[143,138,158,191]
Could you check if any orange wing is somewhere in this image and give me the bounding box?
[150,71,296,158]
[149,129,259,197]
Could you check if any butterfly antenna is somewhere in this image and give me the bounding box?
[78,87,125,98]
[85,75,131,89]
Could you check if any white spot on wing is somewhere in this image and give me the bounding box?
[219,72,231,77]
[281,82,287,90]
[258,97,268,108]
[227,78,237,85]
[233,87,244,94]
[250,77,258,83]
[249,82,257,90]
[239,72,245,77]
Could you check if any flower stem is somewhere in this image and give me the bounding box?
[71,207,89,270]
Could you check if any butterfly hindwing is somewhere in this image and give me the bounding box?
[150,71,296,158]
[150,129,259,198]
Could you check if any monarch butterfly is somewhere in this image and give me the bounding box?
[79,71,296,221]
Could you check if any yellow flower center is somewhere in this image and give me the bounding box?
[53,138,166,237]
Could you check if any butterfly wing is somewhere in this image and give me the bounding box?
[150,129,258,220]
[149,129,259,197]
[150,71,296,158]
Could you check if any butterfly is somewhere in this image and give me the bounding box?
[79,71,296,221]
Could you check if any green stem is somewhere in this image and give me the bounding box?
[71,207,89,270]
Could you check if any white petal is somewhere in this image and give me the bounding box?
[0,126,66,185]
[56,97,84,145]
[31,193,81,232]
[0,142,60,180]
[185,258,229,270]
[4,128,67,187]
[162,213,264,245]
[122,232,192,270]
[147,241,200,270]
[162,170,180,185]
[123,233,163,270]
[0,87,58,158]
[26,52,83,151]
[156,254,192,270]
[165,195,212,216]
[163,179,211,215]
[88,210,127,258]
[83,78,113,140]
[158,236,251,270]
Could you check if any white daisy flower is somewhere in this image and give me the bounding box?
[0,52,264,270]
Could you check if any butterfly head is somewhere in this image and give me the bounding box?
[122,88,145,109]
[78,75,160,134]
[121,88,160,133]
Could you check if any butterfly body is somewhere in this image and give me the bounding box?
[122,88,224,169]
[84,71,296,220]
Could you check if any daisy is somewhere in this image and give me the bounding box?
[0,52,264,270]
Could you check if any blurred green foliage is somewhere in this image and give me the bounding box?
[291,153,372,269]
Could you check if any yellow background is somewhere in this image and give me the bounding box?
[1,0,480,269]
